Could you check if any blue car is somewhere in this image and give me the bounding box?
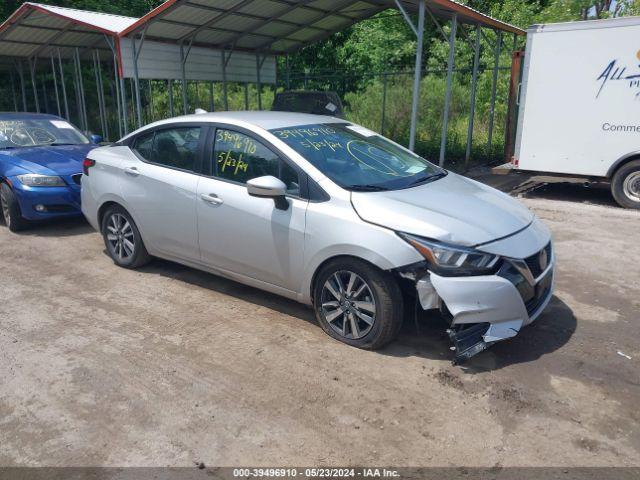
[0,113,101,232]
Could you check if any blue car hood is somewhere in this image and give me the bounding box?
[0,144,95,176]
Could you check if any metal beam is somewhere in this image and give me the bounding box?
[394,0,418,36]
[408,0,425,152]
[439,14,457,167]
[465,24,481,169]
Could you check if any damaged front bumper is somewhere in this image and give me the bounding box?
[413,245,555,364]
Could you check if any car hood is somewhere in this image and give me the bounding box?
[350,172,534,247]
[0,144,95,176]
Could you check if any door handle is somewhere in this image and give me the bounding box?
[124,166,139,177]
[200,193,224,205]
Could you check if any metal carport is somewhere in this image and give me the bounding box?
[0,0,525,166]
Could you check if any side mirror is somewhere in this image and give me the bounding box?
[247,175,289,210]
[90,134,103,145]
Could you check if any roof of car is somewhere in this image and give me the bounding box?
[139,111,348,133]
[0,112,64,121]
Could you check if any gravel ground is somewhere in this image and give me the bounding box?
[0,178,638,467]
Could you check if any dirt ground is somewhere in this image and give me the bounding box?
[0,177,639,467]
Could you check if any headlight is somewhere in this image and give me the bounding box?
[16,174,66,187]
[398,232,500,276]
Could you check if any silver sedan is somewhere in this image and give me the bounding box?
[81,111,554,362]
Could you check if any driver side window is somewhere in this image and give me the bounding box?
[212,128,300,196]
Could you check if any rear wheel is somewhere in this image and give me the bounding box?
[612,160,640,209]
[0,182,28,232]
[313,257,403,350]
[101,205,151,269]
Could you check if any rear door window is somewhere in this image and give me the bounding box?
[133,127,201,172]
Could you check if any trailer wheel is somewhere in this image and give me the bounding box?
[612,160,640,209]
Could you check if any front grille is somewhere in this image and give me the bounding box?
[71,173,82,185]
[524,242,552,279]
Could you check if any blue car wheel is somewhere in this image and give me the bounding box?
[0,183,28,232]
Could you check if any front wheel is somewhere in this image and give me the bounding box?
[612,160,640,209]
[313,258,404,350]
[0,182,28,232]
[101,206,151,269]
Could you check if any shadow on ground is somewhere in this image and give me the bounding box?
[521,181,617,208]
[5,216,93,237]
[137,257,576,372]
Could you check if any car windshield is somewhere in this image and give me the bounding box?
[0,118,89,149]
[269,123,445,191]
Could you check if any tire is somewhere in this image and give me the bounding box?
[101,205,151,269]
[611,160,640,209]
[0,182,28,232]
[313,257,404,350]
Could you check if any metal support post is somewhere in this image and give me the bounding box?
[95,50,109,140]
[256,54,262,110]
[28,58,40,112]
[285,54,290,90]
[42,78,49,113]
[75,48,88,132]
[244,82,249,110]
[9,70,18,112]
[93,51,106,139]
[488,31,503,152]
[149,80,154,122]
[465,24,482,169]
[168,80,174,117]
[209,82,214,111]
[439,14,457,167]
[408,0,425,152]
[380,73,388,135]
[221,50,229,111]
[50,55,61,116]
[18,61,27,111]
[180,43,188,114]
[131,34,144,128]
[57,49,69,120]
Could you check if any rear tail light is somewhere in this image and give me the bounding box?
[83,158,96,175]
[511,156,519,168]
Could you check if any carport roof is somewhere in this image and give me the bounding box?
[0,3,137,60]
[120,0,525,55]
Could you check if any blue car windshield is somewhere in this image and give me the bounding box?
[0,119,89,149]
[269,123,445,191]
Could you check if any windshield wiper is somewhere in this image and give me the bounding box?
[408,171,447,187]
[49,143,78,146]
[348,184,390,192]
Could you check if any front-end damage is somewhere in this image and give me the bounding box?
[394,243,555,364]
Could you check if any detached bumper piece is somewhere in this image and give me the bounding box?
[448,323,491,365]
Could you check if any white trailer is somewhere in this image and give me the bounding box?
[511,16,640,208]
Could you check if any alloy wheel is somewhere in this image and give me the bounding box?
[320,270,376,340]
[623,171,640,203]
[106,213,136,261]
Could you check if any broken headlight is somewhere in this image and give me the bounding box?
[398,233,500,276]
